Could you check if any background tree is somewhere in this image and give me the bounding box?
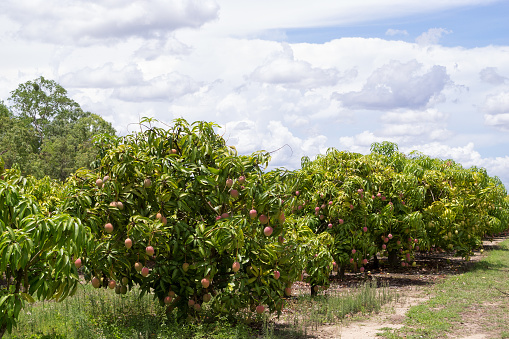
[1,77,116,180]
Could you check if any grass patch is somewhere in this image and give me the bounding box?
[4,284,253,339]
[379,240,509,339]
[4,278,396,339]
[269,279,397,337]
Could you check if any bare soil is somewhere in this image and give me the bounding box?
[260,234,508,339]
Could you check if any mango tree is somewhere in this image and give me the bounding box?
[0,169,90,338]
[61,118,305,320]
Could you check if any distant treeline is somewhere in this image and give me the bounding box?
[0,77,116,181]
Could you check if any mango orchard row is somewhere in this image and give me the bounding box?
[1,119,508,336]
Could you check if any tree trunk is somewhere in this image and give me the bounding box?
[388,250,399,268]
[311,284,318,297]
[338,264,346,280]
[0,323,6,339]
[373,254,379,270]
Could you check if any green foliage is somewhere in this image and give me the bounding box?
[0,171,91,337]
[61,118,304,321]
[1,77,116,180]
[1,110,507,337]
[284,143,509,284]
[370,141,399,157]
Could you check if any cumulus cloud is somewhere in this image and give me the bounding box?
[338,131,390,153]
[134,38,193,60]
[483,92,509,114]
[249,44,341,89]
[385,29,409,36]
[381,109,451,142]
[218,119,327,169]
[60,63,144,88]
[484,114,509,130]
[334,60,450,110]
[483,91,509,131]
[1,0,219,45]
[112,72,202,102]
[415,28,452,45]
[479,67,507,85]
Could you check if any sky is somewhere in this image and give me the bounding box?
[1,0,509,189]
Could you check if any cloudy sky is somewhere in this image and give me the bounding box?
[1,0,509,188]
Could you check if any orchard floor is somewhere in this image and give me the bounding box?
[262,233,509,339]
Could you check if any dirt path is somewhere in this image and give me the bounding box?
[269,235,507,339]
[337,287,429,338]
[335,236,507,339]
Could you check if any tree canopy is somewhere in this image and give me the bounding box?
[0,77,116,180]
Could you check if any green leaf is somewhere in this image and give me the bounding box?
[20,292,35,303]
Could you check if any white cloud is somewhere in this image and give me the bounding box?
[483,91,509,131]
[250,53,341,89]
[381,108,447,124]
[334,60,450,110]
[206,0,497,39]
[385,29,409,36]
[218,119,327,169]
[134,38,193,61]
[381,109,452,143]
[112,72,202,102]
[415,28,452,45]
[479,67,507,85]
[484,114,509,131]
[1,0,509,188]
[338,131,390,153]
[1,0,219,45]
[483,92,509,114]
[60,63,144,88]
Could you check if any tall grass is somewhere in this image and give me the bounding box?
[277,279,397,336]
[5,279,396,338]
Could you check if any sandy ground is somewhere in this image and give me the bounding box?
[267,235,508,339]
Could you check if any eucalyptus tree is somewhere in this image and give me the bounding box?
[1,77,116,180]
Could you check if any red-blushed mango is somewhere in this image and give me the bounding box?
[259,214,268,224]
[104,223,113,233]
[232,262,240,272]
[263,226,273,236]
[201,277,210,288]
[135,262,143,272]
[226,178,233,188]
[141,267,149,277]
[92,277,101,288]
[74,258,82,269]
[143,178,151,188]
[125,238,132,249]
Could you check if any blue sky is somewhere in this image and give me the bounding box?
[284,1,509,48]
[0,0,508,188]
